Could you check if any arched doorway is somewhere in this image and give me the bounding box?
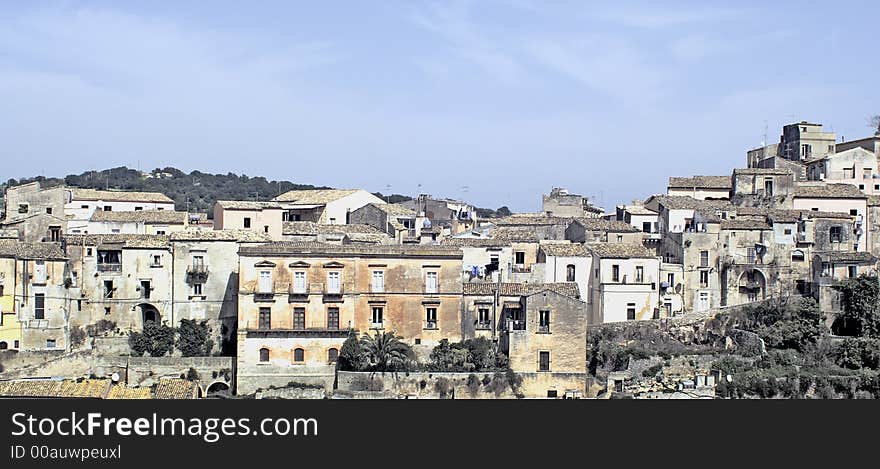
[738,269,766,304]
[206,381,230,398]
[139,304,161,328]
[0,341,7,350]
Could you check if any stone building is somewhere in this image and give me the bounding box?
[0,240,68,351]
[169,229,273,355]
[730,168,796,206]
[588,243,661,323]
[805,147,879,194]
[235,242,463,394]
[541,187,603,218]
[281,221,390,245]
[273,189,386,225]
[85,210,190,235]
[537,243,592,313]
[666,176,731,200]
[64,234,173,335]
[213,201,285,239]
[792,184,868,252]
[348,203,421,242]
[812,251,877,313]
[777,121,836,162]
[400,194,476,235]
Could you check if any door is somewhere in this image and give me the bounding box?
[697,292,710,312]
[258,271,272,293]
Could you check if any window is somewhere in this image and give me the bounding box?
[372,270,385,293]
[263,226,269,234]
[478,308,490,327]
[635,266,644,283]
[103,205,112,212]
[425,307,437,328]
[792,250,805,262]
[328,348,339,363]
[259,348,269,362]
[848,265,858,278]
[566,264,576,282]
[830,226,842,243]
[371,306,384,327]
[156,230,166,235]
[539,310,550,333]
[326,271,341,294]
[104,280,114,298]
[626,304,636,321]
[193,283,203,295]
[617,235,623,242]
[865,169,872,180]
[850,209,858,216]
[801,144,811,159]
[642,222,652,233]
[539,351,550,371]
[243,217,251,228]
[425,271,438,293]
[86,248,93,256]
[859,185,865,191]
[258,270,272,293]
[327,307,339,330]
[784,228,792,235]
[135,206,143,211]
[104,306,111,315]
[667,273,675,286]
[153,254,162,266]
[46,339,56,349]
[746,247,756,264]
[699,270,709,288]
[140,280,151,299]
[764,179,774,196]
[700,250,709,267]
[49,226,61,242]
[514,251,525,265]
[259,307,271,329]
[329,218,336,224]
[293,348,305,362]
[34,260,46,284]
[34,293,45,319]
[17,204,28,213]
[46,207,52,214]
[612,265,620,282]
[293,271,306,293]
[875,185,879,191]
[293,307,305,330]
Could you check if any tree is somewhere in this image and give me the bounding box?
[833,275,880,337]
[129,321,175,357]
[359,331,414,372]
[869,115,880,134]
[177,319,214,357]
[337,330,367,371]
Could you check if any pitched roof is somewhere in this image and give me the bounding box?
[720,219,772,230]
[63,234,170,249]
[215,200,283,210]
[152,378,199,399]
[651,196,734,212]
[494,215,573,226]
[587,243,656,259]
[89,210,188,224]
[489,227,541,243]
[440,237,510,248]
[273,189,359,204]
[539,243,591,257]
[620,205,657,216]
[0,379,110,398]
[794,183,867,199]
[0,240,66,259]
[462,282,581,299]
[574,218,640,233]
[239,242,462,258]
[668,175,731,189]
[868,195,880,207]
[169,228,273,242]
[106,385,152,399]
[72,188,173,204]
[372,203,417,217]
[282,221,385,236]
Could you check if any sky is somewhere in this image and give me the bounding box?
[1,1,878,212]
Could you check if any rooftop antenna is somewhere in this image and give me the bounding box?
[385,184,392,203]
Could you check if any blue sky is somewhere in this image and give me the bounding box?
[1,1,877,212]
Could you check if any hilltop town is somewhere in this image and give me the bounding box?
[1,120,880,399]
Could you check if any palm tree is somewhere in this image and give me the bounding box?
[359,331,413,373]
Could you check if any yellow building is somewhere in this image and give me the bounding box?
[235,242,463,394]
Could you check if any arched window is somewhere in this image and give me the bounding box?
[259,347,270,362]
[566,264,576,282]
[0,341,7,350]
[792,250,805,262]
[328,348,339,363]
[293,348,305,362]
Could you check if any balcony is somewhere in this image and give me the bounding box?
[323,284,344,303]
[537,324,550,333]
[507,319,526,331]
[424,320,438,330]
[370,322,384,330]
[97,263,122,273]
[185,265,209,284]
[288,283,310,302]
[245,328,349,339]
[475,321,492,330]
[254,291,276,302]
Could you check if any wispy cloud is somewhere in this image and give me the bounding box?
[410,1,524,84]
[590,5,748,29]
